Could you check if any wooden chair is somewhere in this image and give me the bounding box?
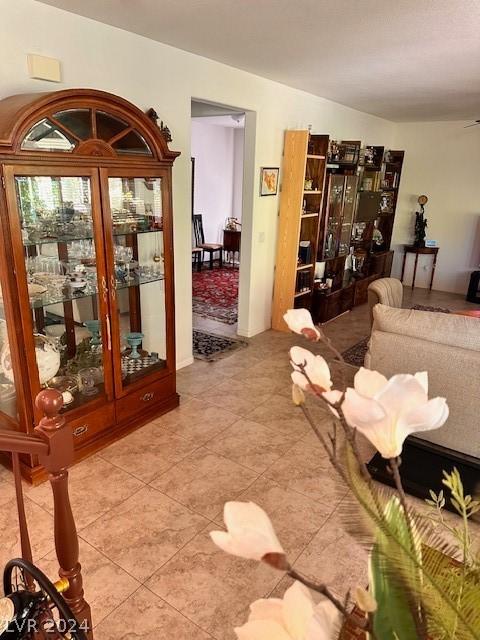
[193,214,223,270]
[192,247,202,272]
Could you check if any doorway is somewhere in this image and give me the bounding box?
[190,100,245,352]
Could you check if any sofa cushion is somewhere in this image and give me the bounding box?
[372,304,480,352]
[366,304,480,459]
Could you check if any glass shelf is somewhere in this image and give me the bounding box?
[29,283,99,309]
[23,227,163,247]
[27,273,164,309]
[116,273,164,290]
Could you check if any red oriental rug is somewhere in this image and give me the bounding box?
[192,267,239,324]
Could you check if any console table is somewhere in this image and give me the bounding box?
[400,245,439,290]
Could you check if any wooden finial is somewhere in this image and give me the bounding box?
[35,388,63,420]
[146,107,173,143]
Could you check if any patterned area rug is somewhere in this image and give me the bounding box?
[341,337,370,368]
[341,304,451,367]
[192,267,238,324]
[193,329,247,362]
[411,304,451,314]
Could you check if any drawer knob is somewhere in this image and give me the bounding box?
[142,392,154,402]
[73,424,88,437]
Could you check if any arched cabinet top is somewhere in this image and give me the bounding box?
[0,88,179,164]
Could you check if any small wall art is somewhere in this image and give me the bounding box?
[260,167,279,196]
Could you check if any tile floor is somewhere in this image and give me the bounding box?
[1,287,479,639]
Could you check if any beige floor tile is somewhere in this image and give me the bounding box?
[0,480,54,574]
[98,422,200,483]
[94,586,212,640]
[230,477,335,561]
[230,365,289,395]
[293,510,368,599]
[37,537,140,627]
[81,486,208,582]
[246,392,310,437]
[151,447,258,520]
[145,526,280,639]
[25,456,144,530]
[201,379,277,417]
[198,354,248,378]
[205,418,300,473]
[213,347,263,370]
[177,365,224,396]
[265,431,348,506]
[153,398,238,445]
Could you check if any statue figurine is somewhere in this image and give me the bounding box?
[414,195,428,247]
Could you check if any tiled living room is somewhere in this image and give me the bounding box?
[0,1,479,640]
[1,287,479,639]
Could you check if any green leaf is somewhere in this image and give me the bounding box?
[369,497,420,640]
[370,542,419,640]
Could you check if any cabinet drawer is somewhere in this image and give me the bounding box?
[115,375,175,424]
[68,403,115,447]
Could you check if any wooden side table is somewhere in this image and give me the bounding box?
[400,245,439,290]
[223,229,241,267]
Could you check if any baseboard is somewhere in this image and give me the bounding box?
[367,437,480,513]
[176,356,194,370]
[237,323,269,338]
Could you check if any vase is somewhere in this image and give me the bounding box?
[126,332,144,359]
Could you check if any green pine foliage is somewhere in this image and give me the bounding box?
[343,448,480,640]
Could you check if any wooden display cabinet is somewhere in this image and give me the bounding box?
[271,130,328,331]
[321,174,359,259]
[0,89,180,482]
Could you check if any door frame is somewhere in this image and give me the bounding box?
[190,98,257,338]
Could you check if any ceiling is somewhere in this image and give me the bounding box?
[38,0,480,122]
[192,115,245,128]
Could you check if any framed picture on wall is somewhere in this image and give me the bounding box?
[260,167,279,196]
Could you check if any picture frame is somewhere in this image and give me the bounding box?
[260,167,279,196]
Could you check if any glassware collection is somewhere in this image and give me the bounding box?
[0,174,168,410]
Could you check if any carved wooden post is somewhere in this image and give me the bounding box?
[34,389,93,639]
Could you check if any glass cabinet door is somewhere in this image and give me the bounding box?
[338,176,358,256]
[0,279,19,425]
[7,170,112,414]
[324,175,345,258]
[104,175,168,393]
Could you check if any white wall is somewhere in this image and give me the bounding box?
[392,122,480,293]
[0,0,396,367]
[191,119,243,245]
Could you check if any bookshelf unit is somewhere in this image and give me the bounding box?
[271,130,329,331]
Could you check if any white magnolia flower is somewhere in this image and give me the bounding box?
[341,368,449,459]
[235,581,340,640]
[283,309,320,341]
[210,501,285,562]
[290,346,332,394]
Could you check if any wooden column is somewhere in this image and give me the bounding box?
[34,389,93,639]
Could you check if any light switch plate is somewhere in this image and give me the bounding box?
[27,54,61,82]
